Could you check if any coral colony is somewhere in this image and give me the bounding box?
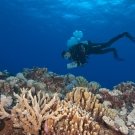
[0,67,135,135]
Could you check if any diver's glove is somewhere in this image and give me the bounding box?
[124,32,135,43]
[113,50,124,61]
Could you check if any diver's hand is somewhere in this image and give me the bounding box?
[80,63,86,67]
[71,61,77,65]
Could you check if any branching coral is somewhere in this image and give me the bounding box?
[0,88,61,135]
[75,77,101,95]
[16,67,102,98]
[0,87,128,135]
[75,76,88,87]
[65,87,128,135]
[65,87,104,121]
[43,87,125,135]
[2,67,135,135]
[87,81,101,94]
[43,100,101,135]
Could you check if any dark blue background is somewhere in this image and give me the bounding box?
[0,0,135,89]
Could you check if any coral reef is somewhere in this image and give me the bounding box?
[0,88,60,135]
[0,67,101,100]
[23,67,48,80]
[42,87,124,135]
[0,118,24,135]
[0,87,125,135]
[43,100,102,135]
[96,88,124,109]
[0,67,135,135]
[96,81,135,109]
[113,81,135,93]
[87,81,101,94]
[76,76,88,87]
[75,77,101,95]
[0,94,13,107]
[65,87,104,118]
[127,108,135,128]
[0,67,74,99]
[96,82,135,134]
[0,70,13,79]
[102,115,128,135]
[22,67,71,96]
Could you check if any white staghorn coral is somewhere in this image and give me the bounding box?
[0,88,61,135]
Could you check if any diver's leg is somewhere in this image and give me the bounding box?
[92,48,124,61]
[101,32,135,48]
[88,32,135,54]
[100,33,126,48]
[90,32,135,50]
[89,33,125,50]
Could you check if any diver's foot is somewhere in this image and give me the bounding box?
[113,50,125,61]
[123,32,130,37]
[123,32,135,43]
[114,56,125,61]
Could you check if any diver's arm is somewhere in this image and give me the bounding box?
[93,48,124,61]
[70,44,88,67]
[70,53,80,66]
[71,55,87,67]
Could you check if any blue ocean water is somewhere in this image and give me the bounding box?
[0,0,135,89]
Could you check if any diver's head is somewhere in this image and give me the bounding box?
[62,51,71,60]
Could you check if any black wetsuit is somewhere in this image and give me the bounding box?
[69,32,135,66]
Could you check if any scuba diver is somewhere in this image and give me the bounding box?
[62,31,135,68]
